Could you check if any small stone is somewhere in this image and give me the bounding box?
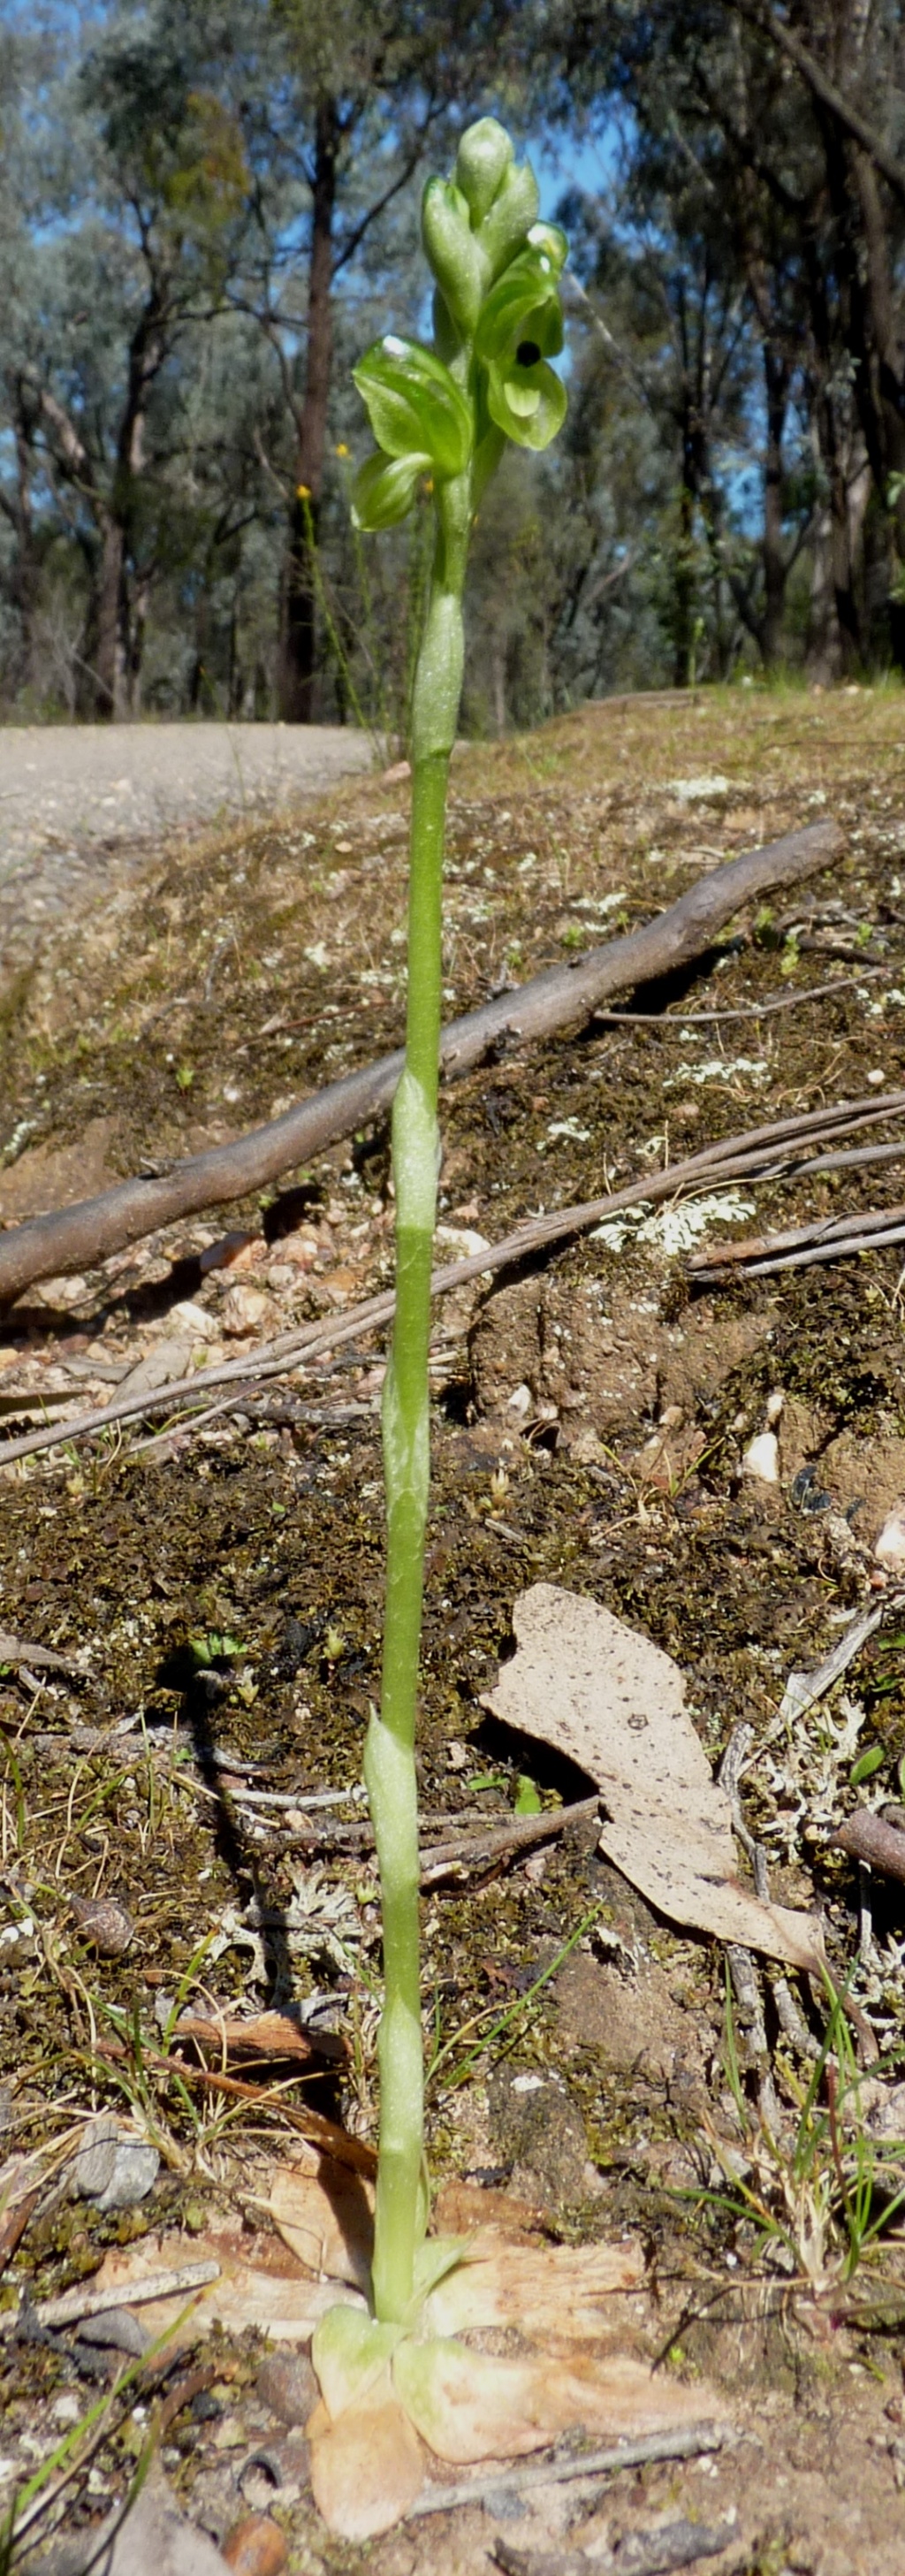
[220,1284,270,1336]
[67,1894,133,1956]
[270,1229,319,1270]
[255,2350,318,2428]
[322,1268,356,1304]
[71,2115,159,2211]
[434,1223,491,1261]
[765,1387,785,1425]
[506,1383,532,1415]
[200,1231,260,1274]
[876,1508,905,1571]
[51,2389,83,2427]
[222,2517,288,2576]
[170,1298,220,1341]
[741,1430,780,1484]
[77,2306,151,2359]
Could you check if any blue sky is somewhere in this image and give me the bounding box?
[536,127,620,224]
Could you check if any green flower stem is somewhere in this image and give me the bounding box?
[366,478,468,2325]
[348,117,567,2336]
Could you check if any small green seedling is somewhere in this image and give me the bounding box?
[513,1772,543,1815]
[188,1631,242,1668]
[322,116,567,2350]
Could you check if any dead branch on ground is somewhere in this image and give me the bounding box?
[2,1080,903,1472]
[689,1197,905,1282]
[0,819,841,1308]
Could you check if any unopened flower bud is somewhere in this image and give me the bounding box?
[478,161,541,282]
[454,117,513,222]
[422,178,482,332]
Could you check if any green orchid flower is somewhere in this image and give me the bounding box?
[475,234,567,451]
[353,334,473,485]
[351,450,431,532]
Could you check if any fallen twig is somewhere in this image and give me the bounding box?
[0,819,842,1307]
[0,2258,220,2336]
[777,1598,892,1729]
[90,2038,378,2177]
[407,2422,730,2518]
[494,2520,737,2576]
[835,1809,905,1887]
[3,1083,905,1469]
[0,2188,39,2276]
[494,2519,737,2576]
[594,965,887,1025]
[690,1199,905,1282]
[0,1629,85,1674]
[419,1793,600,1885]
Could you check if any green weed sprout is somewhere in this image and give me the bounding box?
[347,120,567,2328]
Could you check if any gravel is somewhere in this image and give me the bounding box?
[0,720,376,975]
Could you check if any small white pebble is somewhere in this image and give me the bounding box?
[866,1068,886,1086]
[741,1430,780,1484]
[507,1383,532,1414]
[765,1388,785,1425]
[875,1509,905,1570]
[50,2393,83,2429]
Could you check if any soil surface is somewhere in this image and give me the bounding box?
[3,684,905,2573]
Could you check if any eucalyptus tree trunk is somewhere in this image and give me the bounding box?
[278,96,338,723]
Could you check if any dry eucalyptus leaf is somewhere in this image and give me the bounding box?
[268,2158,641,2336]
[300,2171,729,2542]
[483,1584,823,1972]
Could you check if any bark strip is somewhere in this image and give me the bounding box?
[0,818,841,1308]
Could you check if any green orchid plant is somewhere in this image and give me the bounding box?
[307,118,568,2523]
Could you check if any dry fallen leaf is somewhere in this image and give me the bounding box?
[307,2298,724,2539]
[424,2234,643,2342]
[483,1583,823,1971]
[269,2153,375,2292]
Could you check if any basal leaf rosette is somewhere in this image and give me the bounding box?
[351,335,473,530]
[475,227,568,453]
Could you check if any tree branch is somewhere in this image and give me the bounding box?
[0,819,842,1309]
[728,0,905,209]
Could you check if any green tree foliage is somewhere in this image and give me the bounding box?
[536,0,905,680]
[1,0,903,722]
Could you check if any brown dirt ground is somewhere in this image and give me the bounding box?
[3,683,905,2571]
